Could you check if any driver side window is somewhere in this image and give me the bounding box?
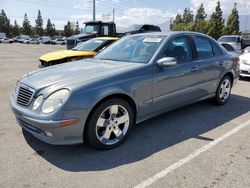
[163,37,192,63]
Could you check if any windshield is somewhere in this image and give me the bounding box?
[218,36,237,43]
[72,38,108,51]
[95,35,164,63]
[81,24,99,34]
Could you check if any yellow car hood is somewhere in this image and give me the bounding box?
[39,50,96,62]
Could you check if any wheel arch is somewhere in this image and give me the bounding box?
[221,71,234,86]
[83,92,137,141]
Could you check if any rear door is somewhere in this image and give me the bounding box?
[190,35,225,96]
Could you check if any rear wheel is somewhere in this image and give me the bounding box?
[214,76,232,105]
[85,98,134,150]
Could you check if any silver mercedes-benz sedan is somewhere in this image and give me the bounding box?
[10,32,240,149]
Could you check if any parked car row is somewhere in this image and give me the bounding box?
[0,35,67,45]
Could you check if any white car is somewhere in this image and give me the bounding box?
[220,43,242,56]
[0,37,14,43]
[239,47,250,77]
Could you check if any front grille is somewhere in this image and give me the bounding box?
[16,84,35,107]
[66,39,76,47]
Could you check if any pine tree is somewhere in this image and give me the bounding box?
[0,9,11,37]
[12,20,20,36]
[194,3,208,34]
[22,13,32,35]
[195,4,207,20]
[183,8,193,25]
[170,9,194,31]
[207,1,225,39]
[223,3,239,35]
[35,10,44,36]
[170,14,185,31]
[75,21,80,35]
[64,21,74,37]
[45,19,55,37]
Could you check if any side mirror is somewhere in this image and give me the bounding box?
[157,57,177,68]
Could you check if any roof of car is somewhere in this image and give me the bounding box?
[132,31,213,38]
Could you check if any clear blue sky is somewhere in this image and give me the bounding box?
[0,0,249,31]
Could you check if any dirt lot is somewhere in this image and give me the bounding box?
[0,43,250,188]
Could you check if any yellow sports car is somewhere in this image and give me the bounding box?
[39,37,119,67]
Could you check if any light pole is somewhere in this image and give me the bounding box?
[93,0,96,21]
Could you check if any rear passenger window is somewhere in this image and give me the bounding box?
[212,42,223,56]
[193,36,213,59]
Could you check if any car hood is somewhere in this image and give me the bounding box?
[20,59,141,92]
[39,50,96,62]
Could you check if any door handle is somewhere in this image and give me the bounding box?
[219,61,224,66]
[190,66,199,72]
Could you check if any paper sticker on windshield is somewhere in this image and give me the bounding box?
[143,38,162,43]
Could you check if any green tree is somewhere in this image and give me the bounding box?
[193,3,208,34]
[223,3,239,35]
[207,1,224,39]
[74,21,80,35]
[170,14,185,31]
[22,13,32,35]
[64,21,74,37]
[45,19,55,37]
[171,9,194,31]
[0,9,11,37]
[183,8,194,25]
[194,20,209,34]
[35,10,44,36]
[195,3,207,20]
[12,20,20,36]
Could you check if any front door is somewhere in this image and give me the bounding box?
[152,36,201,112]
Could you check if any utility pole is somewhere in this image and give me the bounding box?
[93,0,96,21]
[112,8,115,22]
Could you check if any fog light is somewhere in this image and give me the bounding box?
[44,131,53,137]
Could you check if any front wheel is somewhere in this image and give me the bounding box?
[85,98,134,150]
[214,76,232,105]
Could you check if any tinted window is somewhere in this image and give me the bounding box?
[193,36,213,59]
[163,36,192,63]
[221,43,234,52]
[148,25,161,31]
[212,42,223,56]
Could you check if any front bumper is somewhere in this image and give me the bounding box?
[240,63,250,77]
[10,95,90,145]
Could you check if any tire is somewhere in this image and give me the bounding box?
[214,76,232,105]
[85,98,134,150]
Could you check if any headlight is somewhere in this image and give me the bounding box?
[42,89,70,114]
[32,95,43,110]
